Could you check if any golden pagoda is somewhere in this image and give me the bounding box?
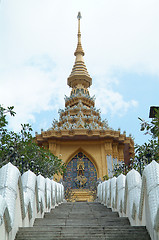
[36,12,134,201]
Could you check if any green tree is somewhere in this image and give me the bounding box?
[113,140,158,177]
[138,107,159,163]
[0,105,66,178]
[112,108,159,177]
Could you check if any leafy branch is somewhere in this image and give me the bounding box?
[0,105,66,178]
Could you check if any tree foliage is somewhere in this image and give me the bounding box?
[0,105,66,178]
[138,107,159,163]
[112,108,159,177]
[139,108,159,139]
[113,141,157,177]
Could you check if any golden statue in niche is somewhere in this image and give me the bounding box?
[74,159,87,188]
[77,160,85,174]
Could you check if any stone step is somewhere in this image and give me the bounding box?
[34,218,130,226]
[44,212,119,219]
[17,226,149,231]
[15,234,150,240]
[14,238,150,240]
[15,230,150,237]
[16,227,150,235]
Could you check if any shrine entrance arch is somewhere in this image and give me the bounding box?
[63,151,97,201]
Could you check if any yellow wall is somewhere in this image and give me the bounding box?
[48,139,119,180]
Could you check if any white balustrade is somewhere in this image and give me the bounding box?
[1,160,159,240]
[0,163,65,240]
[97,160,159,240]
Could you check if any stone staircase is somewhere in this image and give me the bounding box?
[15,202,151,240]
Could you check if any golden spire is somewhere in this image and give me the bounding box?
[67,12,92,89]
[74,12,84,57]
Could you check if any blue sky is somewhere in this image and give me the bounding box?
[0,0,159,145]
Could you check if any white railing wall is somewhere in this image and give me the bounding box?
[0,163,65,240]
[97,160,159,240]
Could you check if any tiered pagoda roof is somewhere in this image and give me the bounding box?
[36,12,134,157]
[51,12,108,132]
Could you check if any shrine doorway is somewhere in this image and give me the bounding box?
[63,152,97,201]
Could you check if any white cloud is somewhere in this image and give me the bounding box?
[90,75,138,117]
[0,64,68,131]
[96,89,138,116]
[0,0,158,134]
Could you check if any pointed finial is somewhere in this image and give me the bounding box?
[77,12,82,35]
[77,12,82,20]
[74,12,84,57]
